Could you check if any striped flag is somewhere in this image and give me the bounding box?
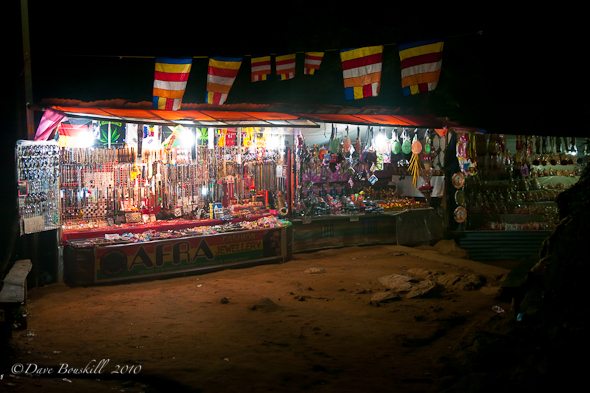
[251,56,271,82]
[152,57,192,110]
[399,39,444,96]
[276,54,296,80]
[304,52,324,75]
[206,57,242,105]
[339,45,383,100]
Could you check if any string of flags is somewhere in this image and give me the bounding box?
[152,40,444,110]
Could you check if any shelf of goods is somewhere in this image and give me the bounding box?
[453,132,586,261]
[18,122,297,285]
[63,215,292,286]
[292,126,447,251]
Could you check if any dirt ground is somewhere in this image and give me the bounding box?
[1,244,510,393]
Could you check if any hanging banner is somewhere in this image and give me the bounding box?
[399,39,444,96]
[206,57,242,105]
[275,53,296,80]
[304,52,324,75]
[340,45,383,100]
[152,57,193,110]
[251,56,271,82]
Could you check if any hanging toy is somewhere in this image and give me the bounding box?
[409,132,422,187]
[343,126,352,153]
[456,132,476,175]
[401,129,412,155]
[391,128,401,154]
[424,129,432,155]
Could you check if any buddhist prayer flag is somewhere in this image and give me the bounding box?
[206,57,242,105]
[251,56,271,82]
[275,54,296,80]
[399,39,444,96]
[304,52,324,75]
[152,57,192,110]
[340,45,383,100]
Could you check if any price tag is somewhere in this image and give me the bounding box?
[349,216,359,222]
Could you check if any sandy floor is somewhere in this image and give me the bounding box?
[2,244,509,393]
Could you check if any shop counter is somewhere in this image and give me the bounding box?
[61,214,274,242]
[291,208,443,252]
[63,226,291,286]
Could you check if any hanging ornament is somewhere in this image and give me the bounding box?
[424,129,432,154]
[409,132,422,187]
[401,129,412,155]
[391,128,401,154]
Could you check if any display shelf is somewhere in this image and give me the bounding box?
[63,226,292,286]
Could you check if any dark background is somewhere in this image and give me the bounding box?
[23,3,590,134]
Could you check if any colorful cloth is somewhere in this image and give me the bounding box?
[206,57,242,105]
[251,56,271,82]
[275,54,296,80]
[152,57,192,110]
[304,52,324,75]
[34,109,66,141]
[340,45,383,100]
[399,39,444,96]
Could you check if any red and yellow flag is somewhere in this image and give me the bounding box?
[340,45,383,100]
[251,56,271,82]
[304,52,324,75]
[206,57,242,105]
[152,57,192,110]
[276,54,296,80]
[399,39,444,96]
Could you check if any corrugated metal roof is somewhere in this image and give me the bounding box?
[50,106,319,128]
[297,113,445,128]
[48,105,469,130]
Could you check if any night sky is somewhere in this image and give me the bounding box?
[10,3,590,137]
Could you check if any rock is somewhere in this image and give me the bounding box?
[407,268,432,278]
[378,274,414,291]
[435,273,462,288]
[434,272,485,291]
[461,273,485,290]
[370,291,401,305]
[249,298,282,312]
[479,286,502,297]
[405,279,438,298]
[304,267,326,274]
[433,239,469,258]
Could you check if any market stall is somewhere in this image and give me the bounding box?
[21,106,319,285]
[290,114,450,251]
[450,132,588,260]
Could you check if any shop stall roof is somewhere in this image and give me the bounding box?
[49,106,319,128]
[298,113,446,128]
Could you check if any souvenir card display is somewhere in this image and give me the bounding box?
[16,141,61,234]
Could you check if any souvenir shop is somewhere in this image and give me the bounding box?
[18,106,465,285]
[18,106,320,285]
[450,131,588,260]
[290,114,451,252]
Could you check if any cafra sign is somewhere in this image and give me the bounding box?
[95,230,279,282]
